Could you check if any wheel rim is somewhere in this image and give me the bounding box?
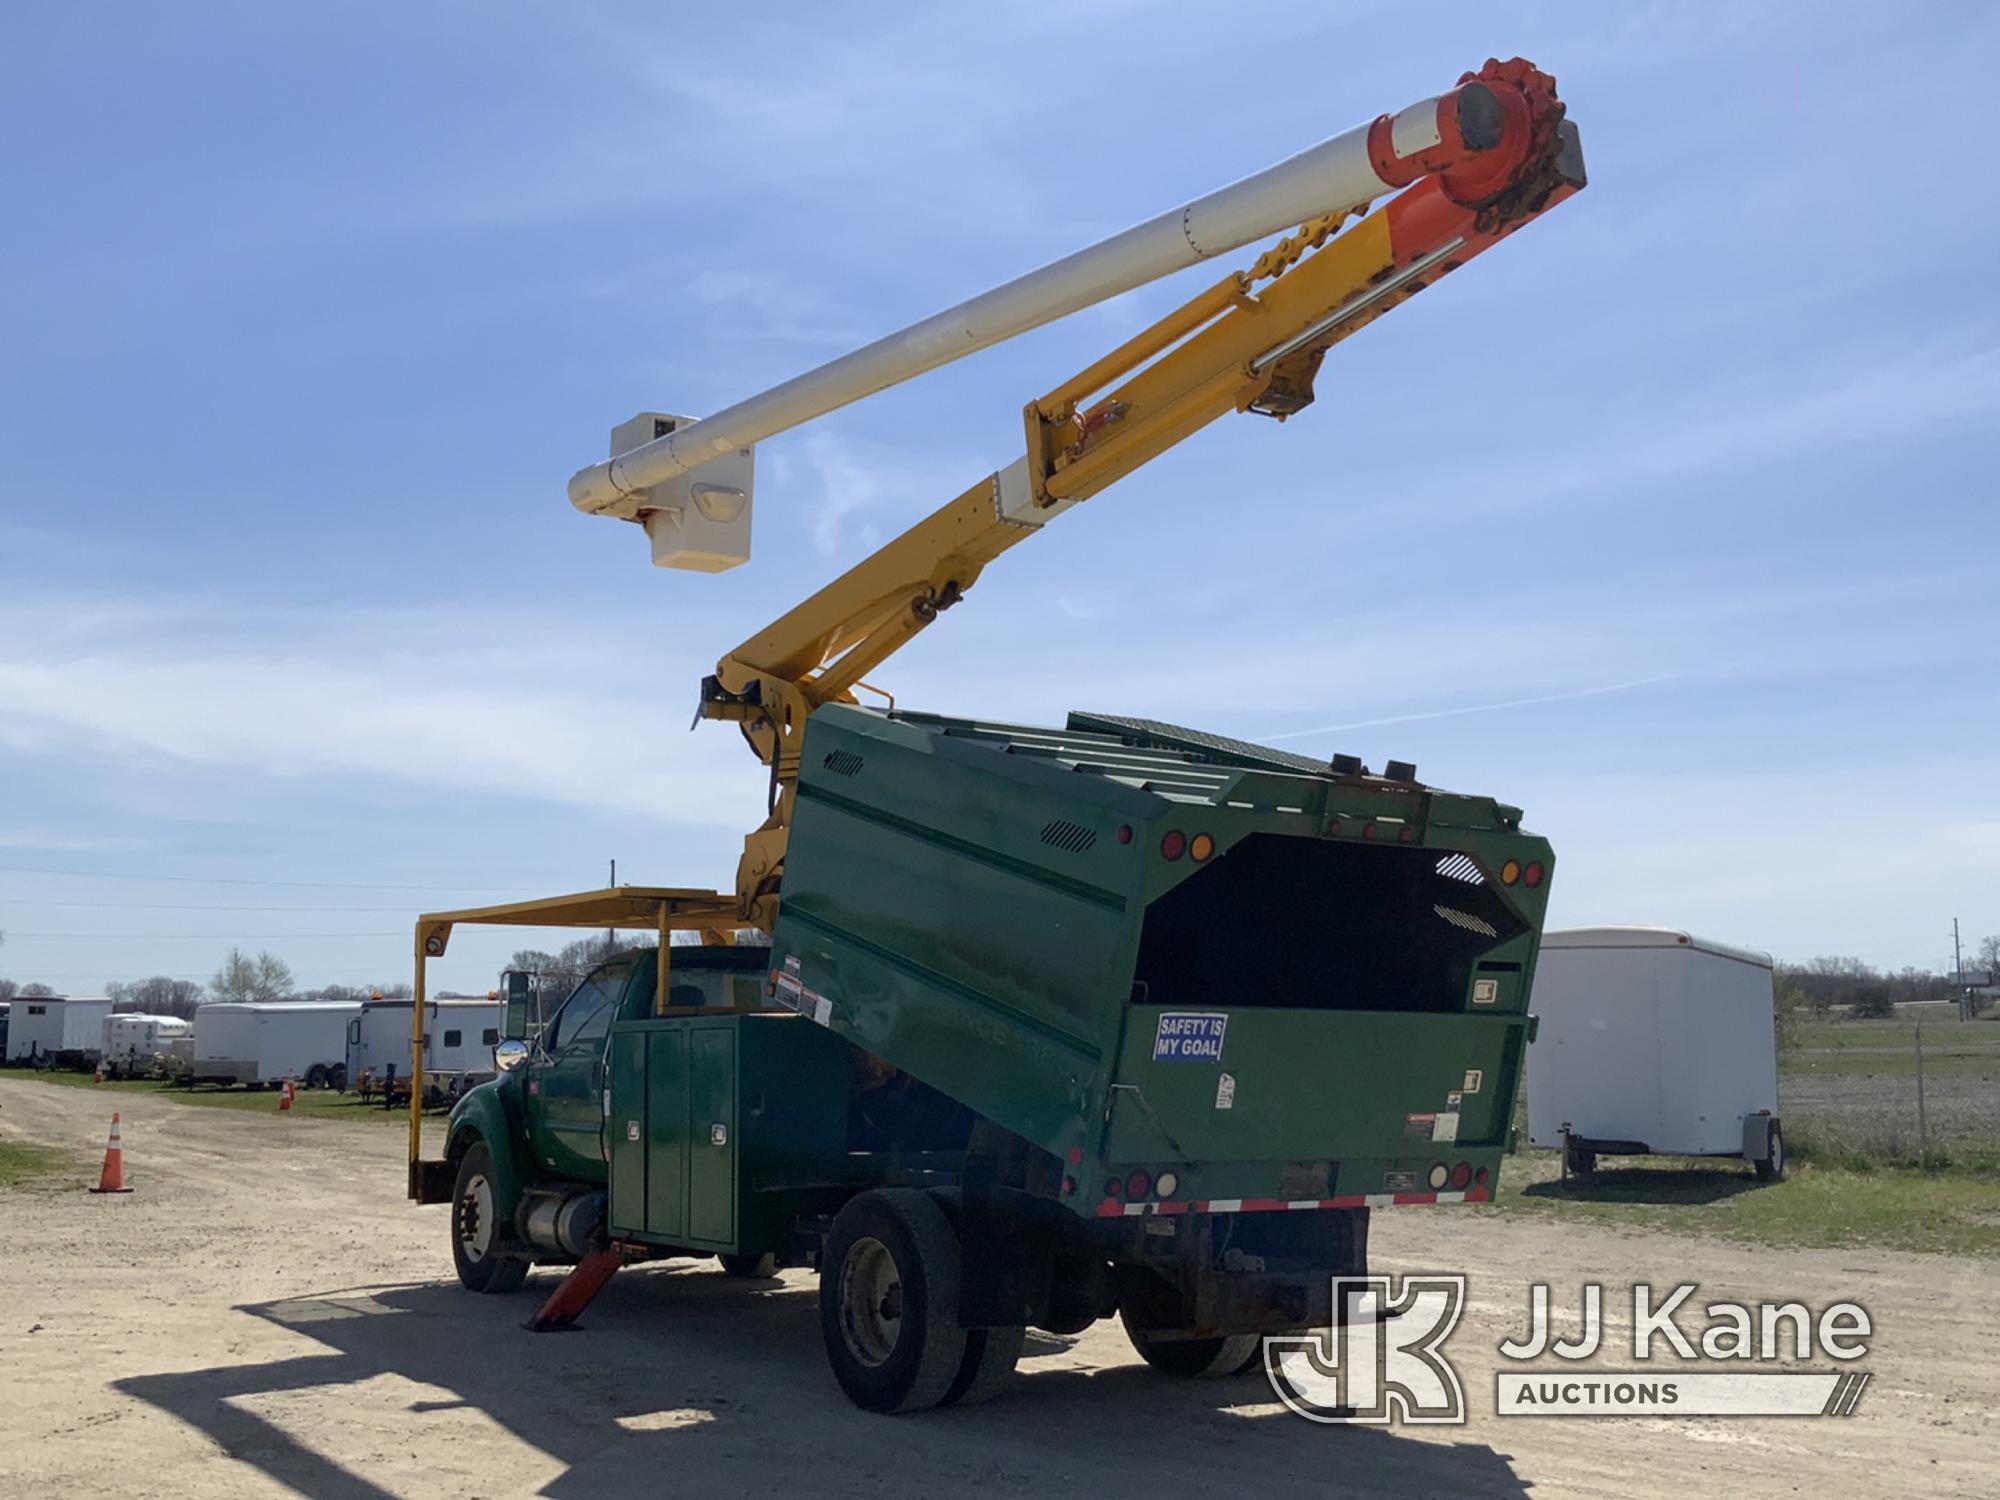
[1769,1132,1783,1174]
[838,1236,904,1367]
[457,1174,495,1264]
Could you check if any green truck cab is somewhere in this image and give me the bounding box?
[433,707,1553,1413]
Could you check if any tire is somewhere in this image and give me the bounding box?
[305,1065,328,1091]
[1564,1142,1597,1178]
[1119,1310,1260,1379]
[451,1143,527,1294]
[819,1188,969,1413]
[719,1252,778,1279]
[940,1324,1025,1407]
[1754,1120,1786,1182]
[328,1065,347,1092]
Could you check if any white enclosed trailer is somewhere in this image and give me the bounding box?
[5,995,114,1068]
[1526,926,1784,1179]
[101,1013,193,1078]
[345,996,503,1104]
[192,1001,360,1088]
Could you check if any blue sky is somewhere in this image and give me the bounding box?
[2,3,1995,995]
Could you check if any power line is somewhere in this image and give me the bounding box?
[0,898,421,913]
[0,863,537,893]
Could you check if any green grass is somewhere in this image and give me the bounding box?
[1492,1149,2000,1257]
[2,1071,410,1125]
[0,1137,81,1190]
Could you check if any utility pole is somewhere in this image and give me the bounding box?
[1952,918,1966,1021]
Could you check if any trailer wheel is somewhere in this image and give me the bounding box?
[305,1064,328,1091]
[451,1143,527,1294]
[328,1064,347,1092]
[718,1252,777,1279]
[1563,1141,1597,1178]
[820,1188,969,1413]
[940,1324,1025,1407]
[1119,1310,1261,1379]
[1754,1120,1786,1182]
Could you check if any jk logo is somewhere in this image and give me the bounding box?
[1264,1275,1468,1424]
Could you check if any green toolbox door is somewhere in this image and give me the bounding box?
[645,1029,689,1241]
[687,1025,736,1245]
[607,1030,648,1237]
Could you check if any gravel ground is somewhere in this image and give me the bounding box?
[1,1074,1995,1499]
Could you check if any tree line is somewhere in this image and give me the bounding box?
[1778,943,1997,1020]
[0,945,413,1021]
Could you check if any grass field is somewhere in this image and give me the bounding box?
[0,1137,83,1190]
[1779,1008,2000,1168]
[3,1070,412,1125]
[1492,1149,2000,1257]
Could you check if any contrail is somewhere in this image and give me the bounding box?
[1263,673,1683,742]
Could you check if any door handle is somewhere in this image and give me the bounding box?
[710,1123,728,1146]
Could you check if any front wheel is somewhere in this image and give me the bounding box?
[451,1143,527,1294]
[819,1188,968,1413]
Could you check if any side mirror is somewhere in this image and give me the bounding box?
[500,970,533,1041]
[493,1038,530,1073]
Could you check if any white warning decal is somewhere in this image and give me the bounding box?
[1215,1072,1237,1110]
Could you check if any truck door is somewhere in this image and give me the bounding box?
[526,958,634,1181]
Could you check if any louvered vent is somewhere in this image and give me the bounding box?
[1433,904,1499,938]
[821,749,865,777]
[1039,818,1097,853]
[1434,853,1484,885]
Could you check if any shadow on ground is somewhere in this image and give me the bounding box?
[1521,1165,1765,1207]
[115,1262,1533,1498]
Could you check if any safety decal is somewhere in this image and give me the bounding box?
[1215,1072,1237,1110]
[1404,1112,1438,1140]
[1462,1068,1483,1094]
[1153,1011,1228,1063]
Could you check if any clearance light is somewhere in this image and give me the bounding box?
[1154,1170,1180,1198]
[1500,860,1521,885]
[1475,1166,1490,1187]
[1126,1169,1153,1199]
[1160,831,1187,861]
[1117,824,1134,845]
[1061,1176,1077,1196]
[1105,1177,1123,1198]
[1427,1162,1450,1190]
[1523,861,1545,889]
[1189,833,1215,862]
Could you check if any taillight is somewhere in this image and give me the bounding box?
[1126,1169,1153,1199]
[1189,833,1215,862]
[1499,860,1520,886]
[1160,831,1187,861]
[1523,861,1545,889]
[1104,1176,1123,1198]
[1451,1162,1473,1190]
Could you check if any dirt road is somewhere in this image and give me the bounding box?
[1,1075,1992,1499]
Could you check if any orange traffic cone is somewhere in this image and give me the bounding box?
[93,1065,104,1086]
[90,1112,133,1194]
[278,1078,295,1112]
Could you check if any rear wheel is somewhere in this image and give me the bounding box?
[819,1188,968,1413]
[451,1143,527,1294]
[1118,1285,1260,1378]
[1754,1120,1786,1181]
[305,1064,328,1090]
[940,1324,1024,1407]
[1564,1141,1597,1178]
[719,1252,777,1279]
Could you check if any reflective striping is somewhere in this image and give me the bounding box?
[1101,1186,1491,1219]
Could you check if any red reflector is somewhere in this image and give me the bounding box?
[1361,824,1379,842]
[1398,827,1415,843]
[1116,824,1133,845]
[1523,861,1544,888]
[1160,831,1187,861]
[1451,1162,1473,1189]
[1475,1167,1490,1186]
[1126,1169,1152,1199]
[1105,1177,1122,1197]
[1061,1176,1077,1196]
[1067,1145,1083,1165]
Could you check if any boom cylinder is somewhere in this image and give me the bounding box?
[567,68,1543,519]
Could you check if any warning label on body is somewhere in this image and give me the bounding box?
[1153,1011,1228,1063]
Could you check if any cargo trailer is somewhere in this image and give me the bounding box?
[347,996,505,1105]
[101,1013,193,1078]
[5,995,113,1069]
[1525,926,1783,1179]
[191,1001,360,1088]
